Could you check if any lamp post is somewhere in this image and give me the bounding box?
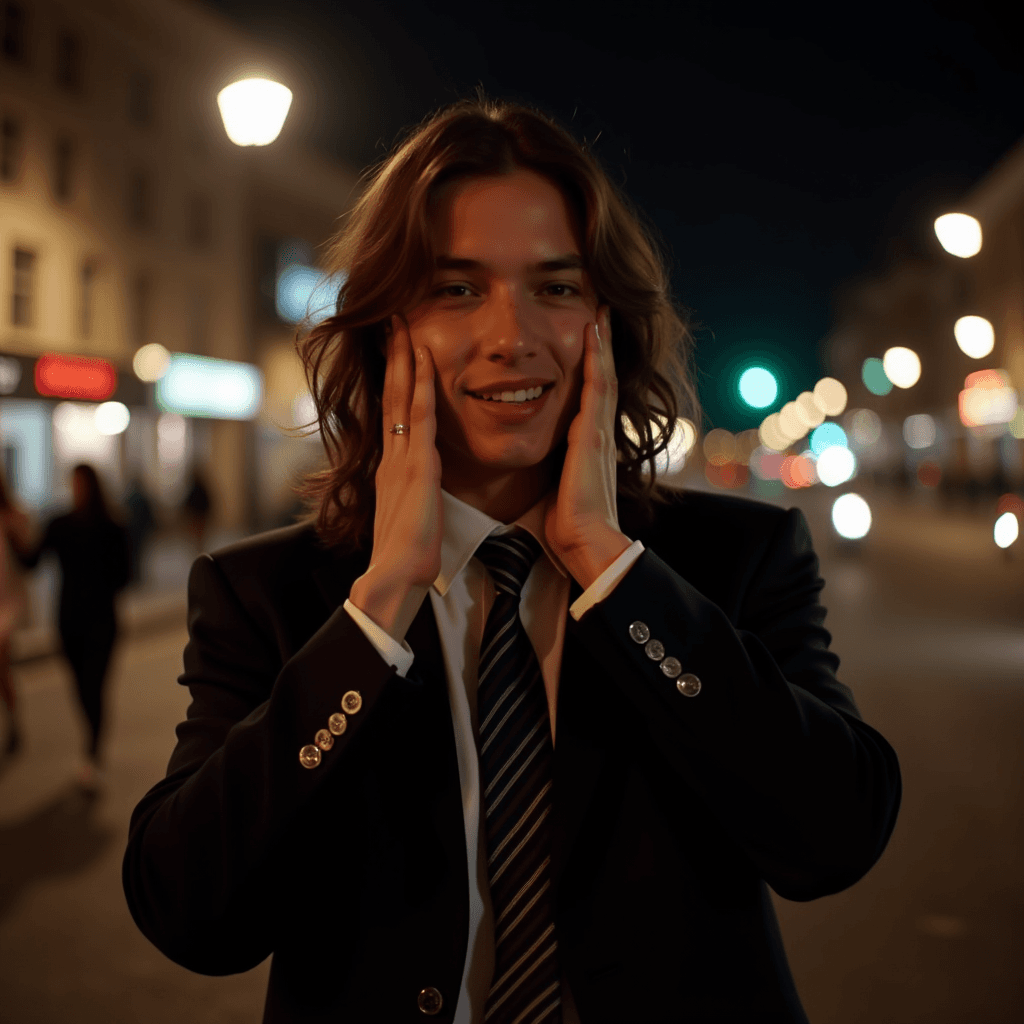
[215,76,293,532]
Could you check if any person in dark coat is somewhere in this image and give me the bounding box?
[123,99,901,1023]
[21,464,130,789]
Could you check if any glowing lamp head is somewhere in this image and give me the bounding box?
[934,213,982,258]
[217,78,293,147]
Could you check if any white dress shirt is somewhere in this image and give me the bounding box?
[344,488,644,1024]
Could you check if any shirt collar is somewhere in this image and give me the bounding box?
[433,487,568,596]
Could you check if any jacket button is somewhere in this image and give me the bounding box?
[298,744,321,769]
[676,673,702,697]
[417,986,443,1015]
[659,656,682,678]
[628,621,650,643]
[341,690,363,714]
[644,638,665,661]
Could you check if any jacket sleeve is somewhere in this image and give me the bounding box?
[121,552,406,975]
[573,506,901,902]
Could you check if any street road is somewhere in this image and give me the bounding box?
[0,487,1021,1023]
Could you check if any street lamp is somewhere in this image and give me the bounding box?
[934,212,982,258]
[217,77,293,147]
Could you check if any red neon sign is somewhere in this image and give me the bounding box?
[35,353,118,401]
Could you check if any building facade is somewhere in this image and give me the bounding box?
[0,0,357,529]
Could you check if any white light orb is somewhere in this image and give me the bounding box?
[133,343,171,382]
[817,445,857,487]
[217,78,293,147]
[954,316,995,359]
[779,402,807,441]
[934,213,982,258]
[832,492,872,540]
[95,401,131,435]
[994,512,1018,549]
[758,413,790,452]
[903,413,936,449]
[796,391,826,429]
[883,346,922,389]
[813,377,848,416]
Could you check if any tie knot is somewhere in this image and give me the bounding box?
[475,526,543,599]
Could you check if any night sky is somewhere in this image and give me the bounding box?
[206,0,1022,430]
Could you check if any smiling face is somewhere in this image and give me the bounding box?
[405,168,599,521]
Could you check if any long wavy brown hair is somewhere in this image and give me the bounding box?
[296,96,700,553]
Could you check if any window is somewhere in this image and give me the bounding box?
[1,116,21,181]
[187,192,212,248]
[131,272,150,345]
[79,259,97,338]
[55,29,81,92]
[2,3,25,63]
[53,135,74,201]
[11,248,35,326]
[127,168,152,229]
[127,69,153,126]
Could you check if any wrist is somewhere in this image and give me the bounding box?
[561,529,632,591]
[349,567,429,642]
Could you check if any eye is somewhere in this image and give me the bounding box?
[434,283,474,298]
[541,283,580,298]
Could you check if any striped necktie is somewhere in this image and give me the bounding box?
[475,527,562,1024]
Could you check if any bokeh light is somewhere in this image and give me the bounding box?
[883,346,922,389]
[738,366,778,409]
[796,391,826,429]
[813,377,847,416]
[94,401,130,435]
[954,316,995,359]
[959,369,1018,428]
[848,408,882,448]
[832,492,872,540]
[903,413,936,449]
[994,512,1018,549]
[816,445,857,486]
[809,422,848,456]
[759,412,790,452]
[934,212,982,258]
[862,358,893,396]
[217,77,293,146]
[133,343,171,382]
[703,428,738,466]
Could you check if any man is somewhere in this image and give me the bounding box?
[124,98,901,1023]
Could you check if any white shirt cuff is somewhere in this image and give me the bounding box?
[569,539,645,621]
[343,598,416,678]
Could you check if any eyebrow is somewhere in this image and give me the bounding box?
[434,254,585,272]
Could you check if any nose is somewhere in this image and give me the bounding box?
[478,284,535,361]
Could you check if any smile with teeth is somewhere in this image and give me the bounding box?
[468,384,552,404]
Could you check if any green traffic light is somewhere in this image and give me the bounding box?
[738,366,778,409]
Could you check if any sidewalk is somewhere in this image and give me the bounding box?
[9,529,245,664]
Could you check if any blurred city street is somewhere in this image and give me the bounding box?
[0,489,1021,1024]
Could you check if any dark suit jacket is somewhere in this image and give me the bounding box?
[123,488,901,1023]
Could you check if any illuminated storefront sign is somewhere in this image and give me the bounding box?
[34,353,118,401]
[155,354,263,420]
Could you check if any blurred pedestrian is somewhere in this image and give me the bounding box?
[0,469,31,755]
[20,464,130,789]
[182,470,212,551]
[123,475,155,584]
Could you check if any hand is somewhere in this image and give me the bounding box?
[366,316,444,591]
[544,308,628,583]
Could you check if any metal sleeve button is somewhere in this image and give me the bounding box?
[298,744,322,769]
[341,690,363,715]
[659,656,682,678]
[328,712,347,735]
[644,639,665,661]
[628,621,650,644]
[417,986,443,1015]
[676,673,702,697]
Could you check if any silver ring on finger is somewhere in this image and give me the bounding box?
[389,423,408,435]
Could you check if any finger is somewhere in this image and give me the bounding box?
[389,316,414,445]
[381,318,396,450]
[412,344,437,449]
